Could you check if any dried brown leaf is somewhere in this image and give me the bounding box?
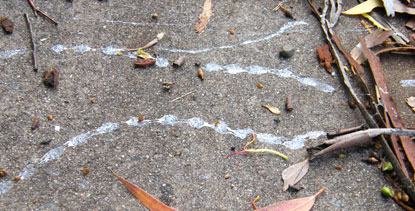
[111,170,176,211]
[195,0,212,33]
[258,187,326,211]
[262,104,281,115]
[281,159,309,191]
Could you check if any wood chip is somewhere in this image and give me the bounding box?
[195,0,212,33]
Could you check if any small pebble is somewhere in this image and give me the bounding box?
[280,45,295,58]
[224,174,230,179]
[229,29,235,35]
[152,13,158,19]
[338,154,345,158]
[47,115,53,121]
[90,98,97,103]
[138,115,144,122]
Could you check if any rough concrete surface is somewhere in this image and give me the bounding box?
[0,0,414,210]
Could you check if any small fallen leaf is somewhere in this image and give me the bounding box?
[195,0,212,33]
[134,58,156,68]
[342,0,383,15]
[258,187,326,211]
[262,104,281,115]
[281,159,309,191]
[406,96,415,112]
[111,170,176,211]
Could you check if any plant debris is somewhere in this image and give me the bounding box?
[262,104,281,115]
[258,187,326,211]
[197,68,204,80]
[169,91,195,103]
[1,17,14,34]
[195,0,212,33]
[257,83,263,89]
[134,58,156,68]
[162,82,175,91]
[285,96,293,112]
[12,176,20,182]
[31,117,40,131]
[42,68,59,88]
[111,170,176,211]
[406,96,415,112]
[281,159,309,191]
[316,44,335,75]
[225,133,288,160]
[0,169,7,177]
[82,168,90,175]
[24,13,37,72]
[173,56,185,68]
[277,4,295,19]
[27,0,58,25]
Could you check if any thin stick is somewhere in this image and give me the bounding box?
[169,91,195,103]
[375,47,415,56]
[24,13,37,72]
[36,9,58,25]
[27,0,38,17]
[27,0,58,25]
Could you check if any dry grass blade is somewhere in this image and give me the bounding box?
[258,187,326,211]
[111,170,176,211]
[195,0,212,33]
[281,159,309,191]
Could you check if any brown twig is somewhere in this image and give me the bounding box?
[375,47,415,56]
[27,0,38,17]
[27,0,58,25]
[24,13,37,72]
[326,125,365,139]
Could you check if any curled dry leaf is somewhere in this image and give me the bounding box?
[262,104,281,115]
[195,0,212,33]
[282,159,309,191]
[111,170,176,211]
[407,96,415,112]
[134,58,156,68]
[258,187,326,211]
